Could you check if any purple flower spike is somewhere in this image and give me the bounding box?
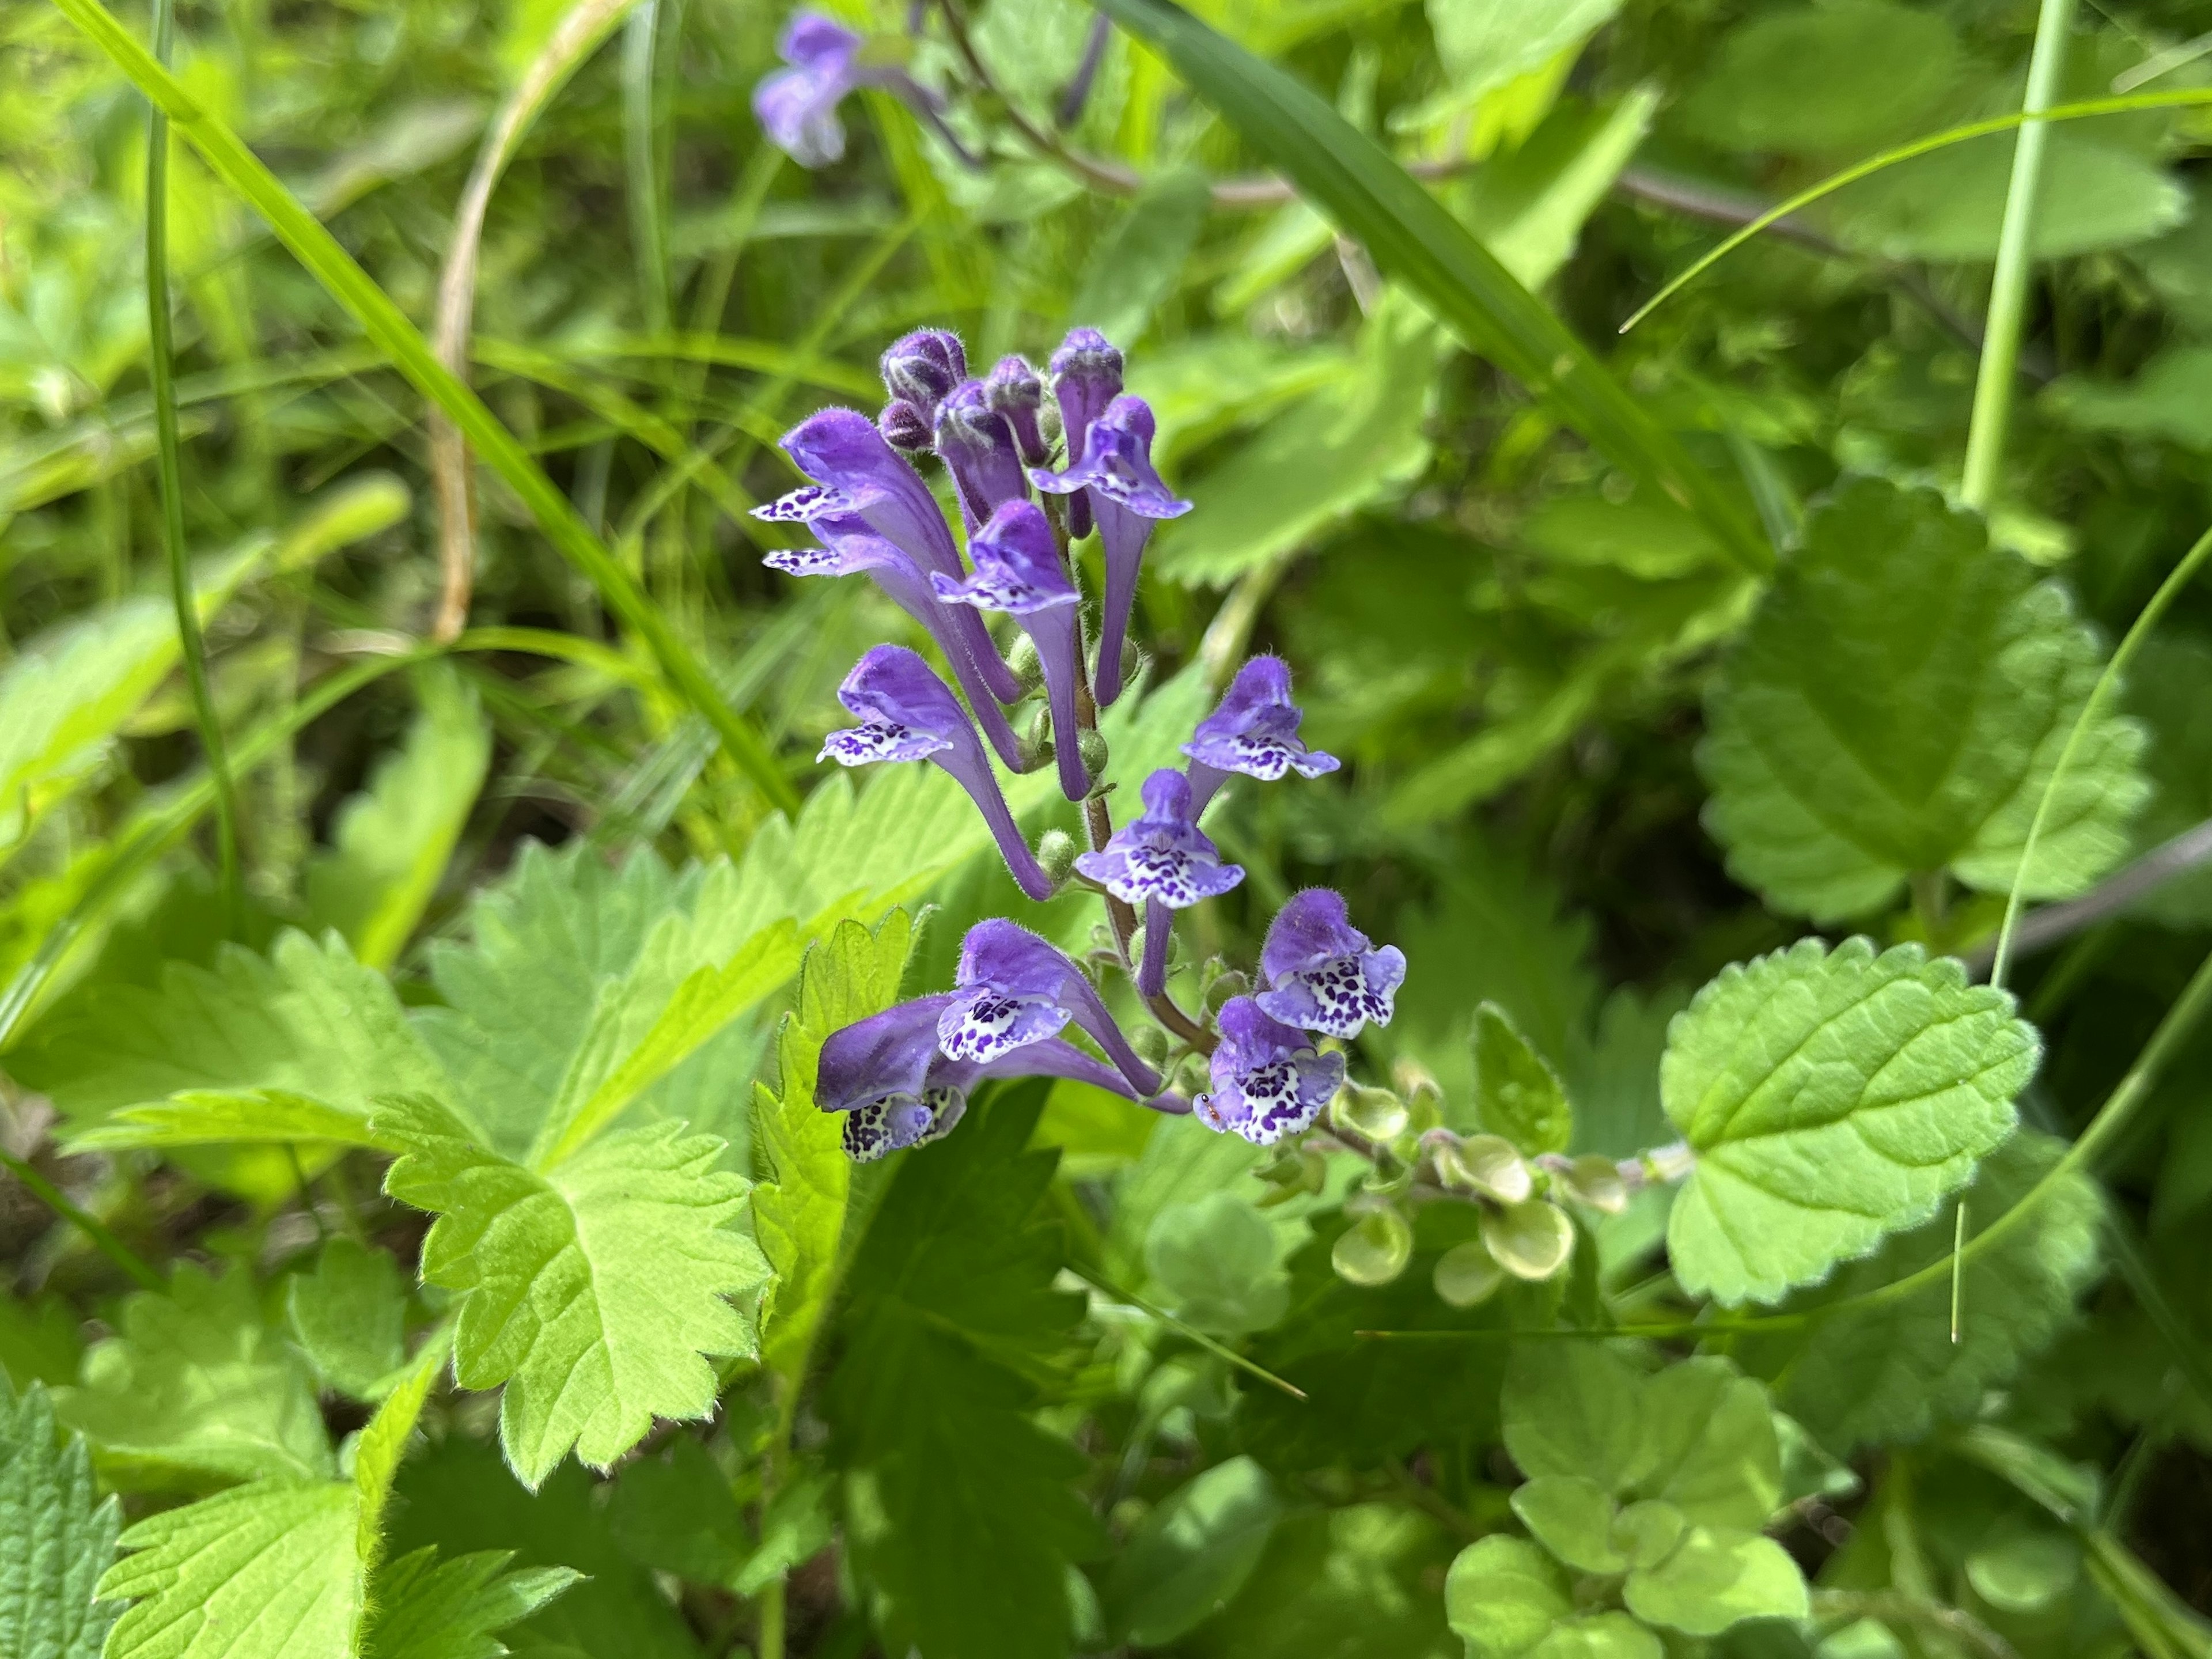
[1032,395,1189,706]
[777,408,1025,709]
[751,15,865,168]
[987,355,1050,468]
[1256,889,1407,1040]
[935,381,1030,532]
[818,993,1175,1162]
[941,918,1163,1097]
[881,329,967,419]
[934,502,1088,801]
[1194,998,1345,1146]
[1047,328,1124,540]
[1074,769,1243,910]
[1183,654,1341,813]
[819,646,1054,901]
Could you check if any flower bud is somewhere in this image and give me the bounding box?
[1203,967,1249,1014]
[1330,1083,1408,1143]
[1005,632,1046,694]
[1332,1204,1412,1286]
[1130,1021,1172,1069]
[878,397,933,454]
[880,328,965,415]
[987,354,1050,467]
[1077,728,1109,782]
[1035,828,1078,887]
[1433,1240,1507,1308]
[1480,1199,1575,1282]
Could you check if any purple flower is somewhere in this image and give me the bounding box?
[1183,654,1340,812]
[1194,997,1345,1146]
[933,502,1088,800]
[1047,328,1123,541]
[771,407,1025,707]
[1032,395,1189,706]
[879,399,933,455]
[753,494,1026,770]
[751,15,867,168]
[939,918,1162,1096]
[987,355,1050,468]
[1075,769,1241,996]
[881,329,967,421]
[934,381,1029,532]
[1255,889,1406,1040]
[818,646,1053,901]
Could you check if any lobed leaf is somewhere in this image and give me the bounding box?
[0,1376,120,1659]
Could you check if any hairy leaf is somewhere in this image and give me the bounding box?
[304,664,491,971]
[287,1237,410,1402]
[378,1096,767,1486]
[1700,479,2147,921]
[359,1548,579,1659]
[0,1376,120,1659]
[827,1086,1101,1659]
[1737,1130,2103,1454]
[1472,1002,1572,1156]
[1661,937,2039,1305]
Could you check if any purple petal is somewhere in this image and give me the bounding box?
[931,500,1078,616]
[1260,888,1372,982]
[936,985,1070,1063]
[835,643,972,742]
[1030,396,1190,520]
[955,919,1163,1096]
[987,355,1049,467]
[1194,996,1345,1145]
[752,64,853,168]
[935,380,1029,530]
[816,993,959,1115]
[1183,655,1339,800]
[1048,328,1124,513]
[1071,768,1243,907]
[752,483,854,524]
[819,721,951,766]
[1255,945,1405,1039]
[880,328,967,416]
[781,12,863,69]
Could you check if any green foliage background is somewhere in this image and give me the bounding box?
[3,0,2212,1654]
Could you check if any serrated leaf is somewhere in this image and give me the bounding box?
[359,1548,579,1659]
[56,1264,332,1490]
[377,1096,768,1486]
[1661,937,2039,1306]
[1104,1457,1283,1647]
[827,1086,1103,1659]
[0,1376,120,1659]
[1676,1,1960,158]
[304,664,491,971]
[287,1238,410,1403]
[1737,1130,2103,1454]
[752,911,915,1394]
[2045,344,2212,453]
[1699,478,2147,921]
[1472,1002,1572,1156]
[15,929,456,1148]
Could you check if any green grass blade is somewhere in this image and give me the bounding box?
[52,0,800,813]
[1089,0,1772,578]
[145,0,242,927]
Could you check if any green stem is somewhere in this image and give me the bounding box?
[55,0,798,813]
[1961,0,2077,512]
[146,0,243,928]
[622,0,671,334]
[0,1146,162,1290]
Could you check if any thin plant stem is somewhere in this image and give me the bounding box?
[0,1146,162,1291]
[1961,0,2077,512]
[1990,521,2212,988]
[146,0,243,930]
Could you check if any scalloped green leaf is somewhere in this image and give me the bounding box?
[1698,478,2147,922]
[1661,937,2040,1305]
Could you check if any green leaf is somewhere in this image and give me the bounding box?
[1446,1536,1660,1659]
[101,1479,362,1659]
[1660,937,2040,1305]
[287,1237,410,1402]
[0,1290,85,1391]
[2045,344,2212,453]
[752,911,916,1394]
[1471,1002,1571,1156]
[1104,1456,1283,1647]
[1457,91,1657,290]
[0,1376,120,1659]
[1736,1130,2103,1455]
[1621,1528,1807,1636]
[2121,632,2212,928]
[1676,1,1961,158]
[827,1086,1103,1659]
[1699,478,2146,921]
[1423,0,1619,111]
[1070,165,1211,345]
[1156,290,1437,587]
[17,929,455,1148]
[360,1549,580,1659]
[1143,1193,1292,1336]
[1090,0,1771,578]
[607,1435,749,1585]
[377,1096,769,1486]
[303,664,491,972]
[1509,1475,1623,1574]
[57,1264,333,1490]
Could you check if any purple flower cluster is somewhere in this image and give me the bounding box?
[762,317,1404,1160]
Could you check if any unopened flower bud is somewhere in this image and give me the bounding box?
[1330,1083,1408,1142]
[1077,728,1109,782]
[880,328,965,415]
[878,397,933,454]
[1433,1240,1507,1308]
[1203,968,1250,1014]
[1035,828,1078,887]
[1480,1199,1575,1282]
[1332,1204,1412,1286]
[987,354,1050,467]
[1005,632,1046,694]
[1129,1021,1173,1069]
